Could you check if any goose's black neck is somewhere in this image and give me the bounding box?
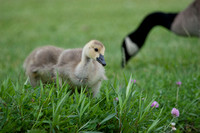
[128,12,177,48]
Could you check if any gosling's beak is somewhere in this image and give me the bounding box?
[96,54,106,66]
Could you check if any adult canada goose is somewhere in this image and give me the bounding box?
[23,46,64,87]
[55,40,106,97]
[121,0,200,67]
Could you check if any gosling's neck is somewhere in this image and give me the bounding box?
[75,49,93,77]
[81,55,92,66]
[80,48,92,67]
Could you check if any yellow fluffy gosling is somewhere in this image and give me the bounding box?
[55,40,107,97]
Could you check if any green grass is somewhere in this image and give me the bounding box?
[0,0,200,132]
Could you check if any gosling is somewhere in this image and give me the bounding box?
[23,46,64,87]
[55,40,107,97]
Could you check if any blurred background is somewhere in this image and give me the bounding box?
[0,0,199,82]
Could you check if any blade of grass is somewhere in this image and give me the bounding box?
[99,113,116,125]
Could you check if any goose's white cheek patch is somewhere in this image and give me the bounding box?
[125,37,139,56]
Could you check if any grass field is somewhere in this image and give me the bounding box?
[0,0,200,132]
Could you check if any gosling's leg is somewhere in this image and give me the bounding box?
[91,81,101,97]
[59,77,63,87]
[28,66,41,87]
[29,75,39,87]
[52,68,63,87]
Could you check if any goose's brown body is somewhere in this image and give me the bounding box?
[171,0,200,36]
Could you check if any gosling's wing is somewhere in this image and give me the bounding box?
[57,48,82,67]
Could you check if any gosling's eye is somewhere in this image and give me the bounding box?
[94,48,98,52]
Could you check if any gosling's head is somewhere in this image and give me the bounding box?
[84,40,106,66]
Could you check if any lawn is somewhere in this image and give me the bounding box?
[0,0,200,132]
